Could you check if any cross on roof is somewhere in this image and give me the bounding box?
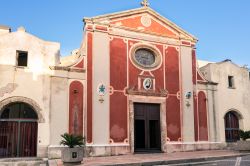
[141,0,150,7]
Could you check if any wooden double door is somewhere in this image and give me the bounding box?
[0,121,38,158]
[225,111,240,142]
[134,103,161,152]
[0,102,38,158]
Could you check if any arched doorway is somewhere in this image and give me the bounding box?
[0,102,38,157]
[224,111,240,142]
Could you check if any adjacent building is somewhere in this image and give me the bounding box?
[200,60,250,143]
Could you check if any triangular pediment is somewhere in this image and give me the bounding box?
[84,7,197,42]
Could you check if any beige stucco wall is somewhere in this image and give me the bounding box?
[49,75,86,145]
[0,29,61,154]
[180,46,195,142]
[0,28,86,157]
[0,28,60,69]
[92,31,110,145]
[200,61,250,142]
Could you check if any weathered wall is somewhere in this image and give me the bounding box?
[0,28,86,158]
[200,61,250,142]
[0,28,60,156]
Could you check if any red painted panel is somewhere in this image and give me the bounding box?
[95,25,108,31]
[165,47,180,94]
[198,91,208,141]
[74,59,84,68]
[193,95,198,141]
[110,92,128,142]
[87,25,93,31]
[110,38,127,90]
[69,81,83,136]
[166,96,181,141]
[197,72,205,81]
[110,37,128,143]
[192,50,197,84]
[128,40,140,89]
[87,33,93,143]
[110,16,178,38]
[181,41,191,46]
[151,44,164,90]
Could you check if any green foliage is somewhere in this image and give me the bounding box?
[60,133,85,148]
[239,130,250,141]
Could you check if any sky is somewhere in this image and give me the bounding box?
[0,0,249,66]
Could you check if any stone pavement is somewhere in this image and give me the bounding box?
[48,150,250,166]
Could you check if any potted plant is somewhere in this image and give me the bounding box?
[235,130,250,151]
[60,133,85,163]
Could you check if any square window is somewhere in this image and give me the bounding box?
[228,76,235,88]
[17,51,28,67]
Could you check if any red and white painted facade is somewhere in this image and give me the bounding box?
[78,6,219,156]
[3,5,248,159]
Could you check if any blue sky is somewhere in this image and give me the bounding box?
[0,0,249,65]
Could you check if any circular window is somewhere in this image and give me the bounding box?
[130,45,162,70]
[135,49,155,67]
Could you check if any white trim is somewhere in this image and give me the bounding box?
[129,42,163,71]
[166,141,223,145]
[87,144,129,147]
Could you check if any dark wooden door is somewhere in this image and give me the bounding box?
[0,102,38,158]
[134,103,161,152]
[0,121,38,157]
[225,111,240,142]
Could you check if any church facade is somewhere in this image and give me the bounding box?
[0,4,249,158]
[81,6,219,156]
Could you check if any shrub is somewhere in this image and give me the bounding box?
[239,130,250,141]
[60,133,85,148]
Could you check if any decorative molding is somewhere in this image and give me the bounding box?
[124,138,129,144]
[49,66,85,73]
[109,36,114,41]
[0,96,45,123]
[109,139,114,144]
[177,91,181,100]
[129,43,163,71]
[141,15,151,27]
[126,87,168,97]
[0,83,18,97]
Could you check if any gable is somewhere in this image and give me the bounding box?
[197,70,207,82]
[84,7,197,42]
[110,14,179,38]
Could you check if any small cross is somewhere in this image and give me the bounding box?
[141,0,149,7]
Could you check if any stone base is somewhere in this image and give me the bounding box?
[48,145,131,158]
[165,142,227,153]
[37,145,48,158]
[48,142,226,158]
[232,141,250,151]
[85,145,131,157]
[48,146,63,159]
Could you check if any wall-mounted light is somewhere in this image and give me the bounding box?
[185,91,192,99]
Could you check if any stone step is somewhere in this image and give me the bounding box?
[0,158,48,166]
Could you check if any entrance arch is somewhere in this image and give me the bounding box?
[224,111,241,142]
[0,102,38,157]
